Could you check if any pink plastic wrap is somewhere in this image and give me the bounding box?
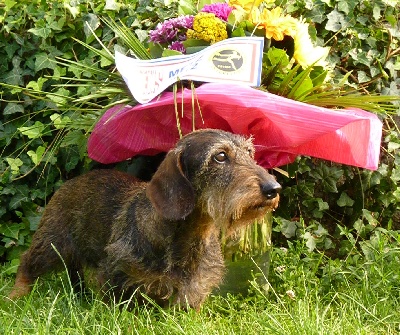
[87,83,382,170]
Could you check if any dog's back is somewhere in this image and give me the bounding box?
[46,170,145,263]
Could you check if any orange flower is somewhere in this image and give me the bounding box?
[250,7,297,41]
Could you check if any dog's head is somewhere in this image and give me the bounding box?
[146,129,281,227]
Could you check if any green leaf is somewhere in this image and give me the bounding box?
[337,192,355,207]
[388,141,400,153]
[8,185,30,210]
[303,232,316,252]
[231,27,246,38]
[27,146,46,165]
[4,0,17,11]
[183,38,210,48]
[26,77,48,91]
[28,27,52,39]
[372,4,381,20]
[3,103,24,115]
[105,0,121,11]
[357,71,370,83]
[83,13,100,38]
[280,219,299,238]
[18,121,46,139]
[326,9,349,32]
[314,224,328,237]
[162,49,183,57]
[46,88,71,105]
[178,0,196,15]
[6,158,23,175]
[0,223,25,239]
[35,53,56,72]
[362,209,379,226]
[50,113,71,129]
[2,57,24,85]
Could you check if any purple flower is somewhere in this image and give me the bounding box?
[201,3,233,21]
[149,15,194,44]
[169,41,186,54]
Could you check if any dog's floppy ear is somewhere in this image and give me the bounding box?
[146,150,195,220]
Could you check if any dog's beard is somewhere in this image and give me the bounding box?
[203,190,279,235]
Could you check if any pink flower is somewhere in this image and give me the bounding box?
[169,41,186,53]
[201,3,233,21]
[149,16,194,44]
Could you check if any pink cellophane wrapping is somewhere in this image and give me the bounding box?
[88,83,382,170]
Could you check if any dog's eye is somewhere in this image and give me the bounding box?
[214,152,228,163]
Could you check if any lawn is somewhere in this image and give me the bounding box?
[1,239,399,334]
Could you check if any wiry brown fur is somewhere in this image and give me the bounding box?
[9,129,281,310]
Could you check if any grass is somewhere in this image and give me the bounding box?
[1,239,399,335]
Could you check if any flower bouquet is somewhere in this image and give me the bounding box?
[147,0,329,69]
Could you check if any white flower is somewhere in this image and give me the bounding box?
[275,265,286,273]
[286,289,296,299]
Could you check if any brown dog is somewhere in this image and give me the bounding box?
[9,129,281,310]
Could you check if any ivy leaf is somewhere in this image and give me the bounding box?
[309,164,343,193]
[46,87,71,105]
[309,6,326,24]
[4,103,24,115]
[4,0,17,11]
[390,166,400,183]
[28,27,52,39]
[325,9,349,32]
[2,57,24,85]
[357,71,371,83]
[50,113,71,129]
[6,158,23,175]
[372,4,381,20]
[26,77,48,91]
[27,146,46,165]
[388,141,400,153]
[83,13,100,38]
[280,219,299,238]
[303,232,316,252]
[105,0,121,11]
[362,209,379,226]
[337,0,357,16]
[0,223,25,239]
[18,121,46,139]
[337,192,355,207]
[314,224,328,237]
[35,53,56,72]
[9,185,30,209]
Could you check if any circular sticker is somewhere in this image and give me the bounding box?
[211,49,244,73]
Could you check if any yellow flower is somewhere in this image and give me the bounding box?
[186,12,228,44]
[292,21,330,68]
[250,7,298,41]
[228,0,263,14]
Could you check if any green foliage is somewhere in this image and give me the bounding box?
[0,0,177,264]
[284,0,400,92]
[268,0,400,258]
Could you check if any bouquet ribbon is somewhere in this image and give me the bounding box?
[88,83,382,170]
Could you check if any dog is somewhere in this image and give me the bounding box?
[8,129,281,310]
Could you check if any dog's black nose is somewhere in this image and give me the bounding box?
[261,181,282,200]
